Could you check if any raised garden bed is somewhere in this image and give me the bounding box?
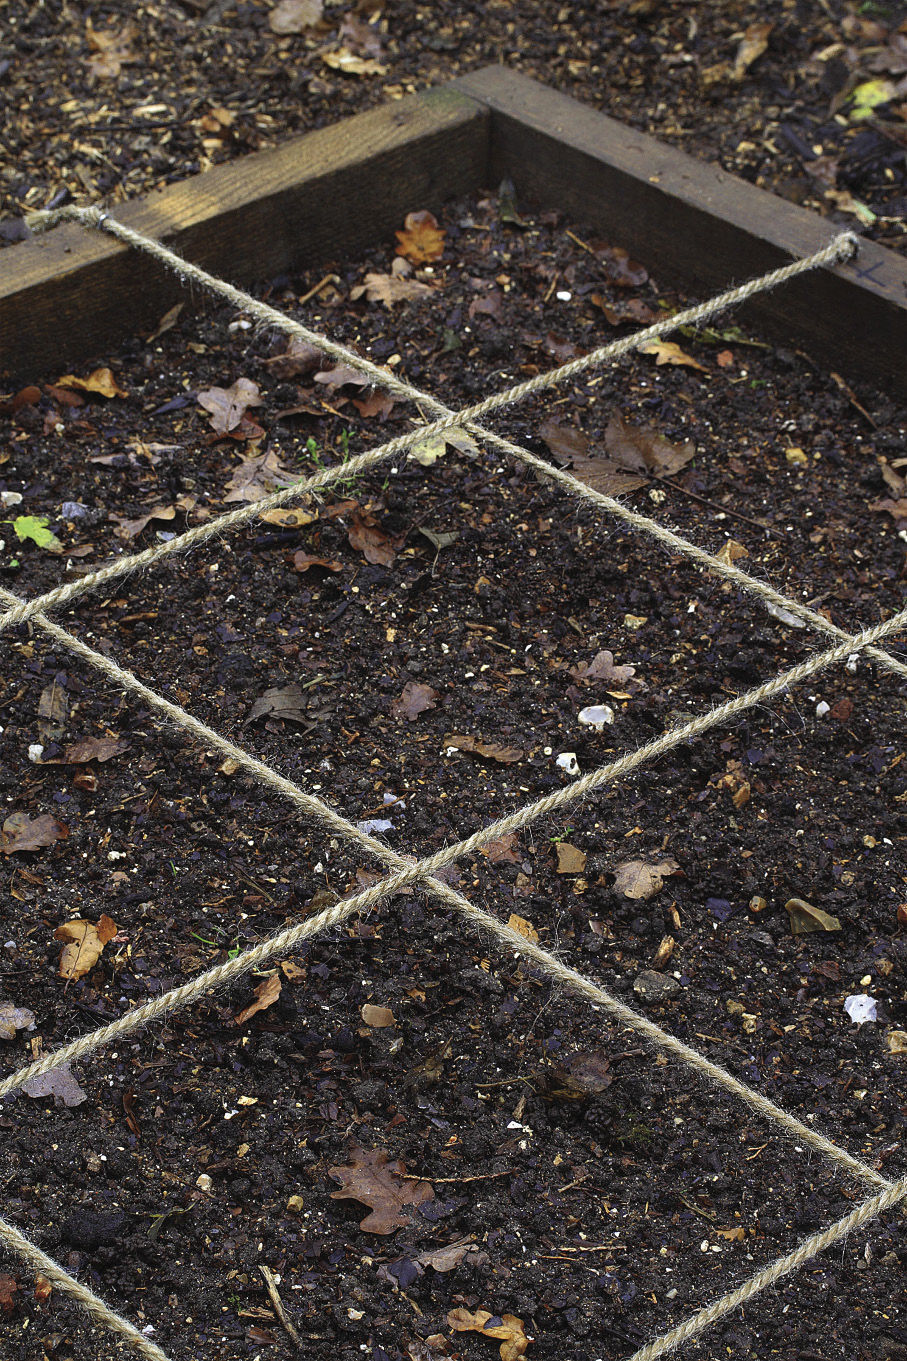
[3,67,906,397]
[2,68,907,1361]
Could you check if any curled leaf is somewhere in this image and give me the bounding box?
[56,915,118,980]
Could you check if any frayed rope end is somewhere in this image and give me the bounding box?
[23,205,109,234]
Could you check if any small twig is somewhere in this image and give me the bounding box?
[652,473,778,537]
[297,273,340,307]
[432,1169,514,1184]
[259,1266,302,1351]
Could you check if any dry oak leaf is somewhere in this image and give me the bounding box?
[605,414,695,478]
[21,1062,87,1108]
[612,857,681,900]
[246,683,309,725]
[235,972,282,1025]
[396,210,446,265]
[329,1147,434,1234]
[350,270,434,308]
[556,842,586,874]
[638,340,708,372]
[0,813,69,855]
[447,1308,530,1361]
[268,0,323,34]
[224,449,297,503]
[0,1004,36,1040]
[56,915,118,981]
[483,833,521,864]
[444,735,523,764]
[56,367,127,398]
[571,650,636,686]
[347,512,401,566]
[784,897,842,935]
[392,681,439,721]
[198,378,263,436]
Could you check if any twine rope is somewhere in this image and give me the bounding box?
[3,208,899,1361]
[0,1211,171,1361]
[12,213,901,691]
[1,578,903,1199]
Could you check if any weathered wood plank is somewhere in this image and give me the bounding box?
[1,86,488,381]
[454,66,907,399]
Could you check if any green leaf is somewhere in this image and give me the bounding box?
[848,79,897,121]
[12,516,64,554]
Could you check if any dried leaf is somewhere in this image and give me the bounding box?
[544,1049,612,1100]
[198,378,263,436]
[590,295,658,325]
[263,337,324,379]
[0,813,69,855]
[784,897,842,935]
[361,1003,395,1028]
[268,0,323,34]
[291,551,343,573]
[56,366,127,398]
[555,842,586,874]
[392,681,439,720]
[85,19,138,79]
[507,913,539,942]
[21,1062,87,1107]
[569,460,647,496]
[571,650,636,685]
[348,512,400,566]
[352,389,397,420]
[447,1308,530,1361]
[329,1147,434,1234]
[224,449,298,503]
[235,973,282,1025]
[322,48,386,76]
[259,506,316,528]
[639,340,708,372]
[483,835,521,864]
[56,915,118,980]
[339,13,384,59]
[55,737,130,765]
[396,210,446,265]
[716,539,749,566]
[605,414,696,476]
[594,244,648,288]
[350,271,434,308]
[410,426,480,466]
[539,418,590,463]
[444,735,523,764]
[0,1004,36,1040]
[246,684,309,725]
[313,365,372,393]
[612,857,681,900]
[732,21,772,79]
[0,1275,18,1317]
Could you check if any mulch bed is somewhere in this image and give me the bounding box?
[1,0,906,252]
[1,184,906,1361]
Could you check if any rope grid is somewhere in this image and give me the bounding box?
[2,208,903,1360]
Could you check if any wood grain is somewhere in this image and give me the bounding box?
[455,66,907,399]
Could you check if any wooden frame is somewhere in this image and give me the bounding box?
[2,65,905,397]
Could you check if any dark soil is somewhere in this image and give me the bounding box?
[1,0,906,251]
[1,184,906,1361]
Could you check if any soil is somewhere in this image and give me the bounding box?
[1,0,906,251]
[1,183,906,1361]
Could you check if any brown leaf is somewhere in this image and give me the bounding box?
[339,13,384,59]
[538,418,590,464]
[555,842,586,874]
[715,539,749,566]
[361,1003,395,1028]
[56,366,127,398]
[594,244,649,288]
[543,1049,612,1100]
[784,897,842,935]
[268,0,323,34]
[313,365,372,393]
[84,20,138,79]
[447,1308,530,1361]
[392,681,439,720]
[329,1147,434,1234]
[223,449,297,503]
[570,650,636,685]
[350,271,434,308]
[21,1062,87,1107]
[55,737,130,765]
[569,460,648,496]
[198,378,263,436]
[0,1275,18,1317]
[396,210,446,265]
[347,512,400,566]
[590,295,658,325]
[259,506,316,528]
[56,915,118,981]
[0,813,69,855]
[605,414,695,477]
[732,21,772,80]
[246,684,309,725]
[482,833,521,864]
[291,551,343,573]
[352,389,397,420]
[869,497,907,525]
[444,735,523,764]
[34,1274,53,1303]
[507,912,539,942]
[0,1004,36,1040]
[263,337,325,379]
[468,290,503,322]
[235,972,282,1025]
[612,857,681,900]
[322,48,386,76]
[639,340,708,372]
